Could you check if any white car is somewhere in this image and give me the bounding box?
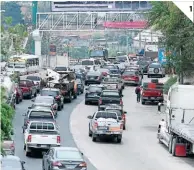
[147,63,165,78]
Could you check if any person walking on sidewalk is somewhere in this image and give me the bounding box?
[135,85,141,103]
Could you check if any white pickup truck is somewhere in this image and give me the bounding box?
[87,111,123,143]
[24,121,61,157]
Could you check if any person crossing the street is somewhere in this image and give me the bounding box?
[135,84,141,103]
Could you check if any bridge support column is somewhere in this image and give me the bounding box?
[32,29,42,68]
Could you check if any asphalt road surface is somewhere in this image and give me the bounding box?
[70,77,194,170]
[13,94,97,170]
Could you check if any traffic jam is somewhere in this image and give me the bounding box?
[2,55,194,170]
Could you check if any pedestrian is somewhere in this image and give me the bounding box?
[135,85,141,103]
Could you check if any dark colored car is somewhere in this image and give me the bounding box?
[19,79,37,99]
[85,71,103,85]
[0,155,26,170]
[137,60,150,74]
[85,85,105,105]
[15,84,23,104]
[40,88,64,111]
[42,147,87,170]
[98,90,123,111]
[26,75,43,93]
[76,79,84,95]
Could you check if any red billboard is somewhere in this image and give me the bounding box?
[103,21,147,29]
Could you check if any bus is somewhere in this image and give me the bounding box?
[89,46,108,61]
[6,54,40,75]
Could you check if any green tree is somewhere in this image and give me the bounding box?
[148,2,194,82]
[1,2,23,26]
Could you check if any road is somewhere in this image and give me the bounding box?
[13,91,96,169]
[70,77,194,170]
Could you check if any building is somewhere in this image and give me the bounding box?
[51,1,152,12]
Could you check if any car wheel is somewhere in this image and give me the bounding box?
[16,97,20,104]
[25,150,31,157]
[23,144,26,150]
[68,93,72,103]
[34,92,37,97]
[85,101,88,105]
[168,136,173,154]
[88,127,92,137]
[117,137,122,143]
[141,100,145,105]
[28,93,32,99]
[92,134,97,142]
[172,138,177,156]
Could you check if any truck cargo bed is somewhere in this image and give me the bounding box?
[171,123,194,144]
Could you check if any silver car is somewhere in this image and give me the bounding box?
[147,63,165,78]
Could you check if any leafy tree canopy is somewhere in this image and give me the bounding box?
[1,2,23,26]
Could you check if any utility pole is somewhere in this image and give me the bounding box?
[32,1,38,55]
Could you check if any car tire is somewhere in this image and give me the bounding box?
[141,100,145,105]
[168,136,173,154]
[28,93,32,99]
[117,137,122,143]
[68,93,72,103]
[92,134,97,142]
[23,144,26,150]
[34,92,37,97]
[89,127,92,137]
[16,97,20,104]
[85,101,88,105]
[123,124,126,130]
[25,150,30,157]
[172,138,177,156]
[42,161,45,170]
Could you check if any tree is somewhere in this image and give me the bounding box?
[1,2,23,26]
[148,2,194,82]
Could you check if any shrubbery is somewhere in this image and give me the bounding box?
[163,76,177,94]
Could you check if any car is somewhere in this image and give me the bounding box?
[42,147,87,170]
[136,60,150,74]
[102,64,119,70]
[109,68,121,74]
[24,120,60,156]
[85,85,106,105]
[26,75,43,93]
[0,155,26,170]
[22,108,56,133]
[19,79,37,99]
[98,90,123,111]
[87,111,123,142]
[75,71,85,81]
[147,63,165,78]
[99,68,110,77]
[29,103,57,118]
[85,71,103,85]
[105,104,127,130]
[15,83,23,104]
[40,88,64,111]
[121,70,141,86]
[2,135,15,155]
[76,79,84,95]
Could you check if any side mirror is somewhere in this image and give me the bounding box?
[121,94,124,97]
[87,115,92,119]
[31,99,35,102]
[81,152,84,155]
[28,106,32,109]
[158,103,165,113]
[21,161,25,164]
[124,111,127,114]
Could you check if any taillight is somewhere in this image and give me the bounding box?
[27,135,32,142]
[10,143,15,149]
[79,162,87,167]
[99,98,102,104]
[94,121,98,128]
[52,161,62,167]
[120,123,123,129]
[120,99,123,105]
[57,136,60,143]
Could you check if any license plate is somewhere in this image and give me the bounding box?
[66,165,76,169]
[151,97,155,99]
[90,77,94,80]
[41,145,47,147]
[98,126,108,130]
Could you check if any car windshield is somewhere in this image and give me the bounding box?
[106,109,122,116]
[29,111,53,118]
[96,112,117,119]
[55,67,67,71]
[30,122,55,130]
[40,90,59,97]
[122,71,136,76]
[31,105,51,110]
[1,159,21,169]
[102,91,119,97]
[89,87,102,92]
[56,150,83,160]
[104,78,119,83]
[82,60,94,66]
[149,64,161,68]
[26,76,40,81]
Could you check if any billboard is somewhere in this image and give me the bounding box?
[158,48,167,64]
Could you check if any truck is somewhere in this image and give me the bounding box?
[87,111,123,143]
[46,69,77,103]
[157,84,194,157]
[141,82,164,105]
[24,120,60,157]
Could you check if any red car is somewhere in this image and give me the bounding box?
[122,70,141,86]
[15,84,23,104]
[19,80,37,99]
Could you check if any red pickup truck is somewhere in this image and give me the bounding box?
[141,82,164,105]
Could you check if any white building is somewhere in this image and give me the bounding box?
[133,29,163,52]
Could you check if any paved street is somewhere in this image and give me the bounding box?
[13,95,97,170]
[70,77,194,170]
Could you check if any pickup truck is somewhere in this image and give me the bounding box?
[101,77,122,95]
[22,109,56,133]
[98,90,123,111]
[23,121,60,156]
[141,82,164,105]
[87,111,123,143]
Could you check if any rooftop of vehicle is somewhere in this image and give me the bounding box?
[41,88,60,92]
